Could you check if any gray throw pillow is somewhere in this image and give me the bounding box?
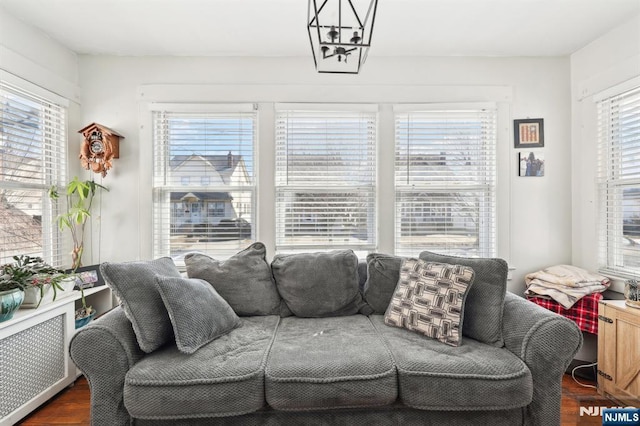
[362,253,405,314]
[155,276,241,354]
[101,257,182,353]
[419,250,508,347]
[271,250,364,317]
[184,242,283,316]
[384,258,475,347]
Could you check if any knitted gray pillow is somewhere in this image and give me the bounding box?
[271,250,365,317]
[155,276,240,354]
[418,250,508,347]
[384,259,475,347]
[100,257,181,353]
[184,242,283,316]
[362,253,405,314]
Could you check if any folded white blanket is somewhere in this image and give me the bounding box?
[525,264,610,308]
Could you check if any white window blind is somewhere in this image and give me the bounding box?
[0,81,67,267]
[597,85,640,277]
[152,107,256,262]
[275,108,377,251]
[394,107,497,257]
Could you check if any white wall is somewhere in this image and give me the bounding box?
[0,6,79,103]
[78,55,571,292]
[0,6,86,267]
[571,15,640,293]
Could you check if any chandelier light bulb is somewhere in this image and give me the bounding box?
[327,25,339,42]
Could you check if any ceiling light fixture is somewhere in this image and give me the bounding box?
[307,0,379,74]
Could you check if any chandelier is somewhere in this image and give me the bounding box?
[307,0,379,74]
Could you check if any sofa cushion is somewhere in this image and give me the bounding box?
[155,276,241,354]
[362,253,404,314]
[124,316,280,419]
[419,251,508,347]
[101,257,182,353]
[384,259,475,347]
[185,242,284,316]
[371,315,532,410]
[271,250,365,317]
[265,315,397,411]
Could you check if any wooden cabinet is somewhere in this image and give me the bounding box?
[597,300,640,405]
[0,286,111,425]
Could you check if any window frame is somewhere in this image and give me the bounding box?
[596,83,640,277]
[393,103,498,258]
[274,103,378,253]
[0,74,69,267]
[150,103,258,262]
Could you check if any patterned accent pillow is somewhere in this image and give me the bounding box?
[384,258,475,347]
[419,250,507,347]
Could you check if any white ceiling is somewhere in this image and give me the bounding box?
[1,0,639,57]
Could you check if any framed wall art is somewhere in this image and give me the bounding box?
[518,151,545,177]
[514,118,544,148]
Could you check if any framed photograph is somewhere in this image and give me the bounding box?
[65,265,105,290]
[514,118,544,148]
[519,151,545,177]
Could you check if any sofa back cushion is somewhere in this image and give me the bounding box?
[101,257,182,353]
[362,253,404,314]
[271,250,364,317]
[185,242,284,316]
[419,250,508,347]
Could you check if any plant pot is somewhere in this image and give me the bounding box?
[75,308,96,329]
[0,288,25,322]
[21,277,77,308]
[625,279,640,309]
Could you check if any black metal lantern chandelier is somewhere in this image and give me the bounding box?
[307,0,379,74]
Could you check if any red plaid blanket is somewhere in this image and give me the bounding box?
[527,292,603,334]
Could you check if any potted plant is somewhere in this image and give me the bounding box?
[0,261,27,322]
[74,286,96,328]
[0,255,74,318]
[49,177,108,271]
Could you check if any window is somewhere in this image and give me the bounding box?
[208,202,225,217]
[275,106,377,252]
[0,79,67,266]
[394,106,497,257]
[152,105,256,261]
[597,85,640,277]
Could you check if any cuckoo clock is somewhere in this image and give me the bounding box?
[78,122,124,177]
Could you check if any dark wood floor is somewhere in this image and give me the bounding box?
[18,374,607,425]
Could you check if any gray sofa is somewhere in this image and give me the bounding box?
[70,245,582,426]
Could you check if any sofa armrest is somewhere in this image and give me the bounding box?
[502,291,583,426]
[70,306,144,426]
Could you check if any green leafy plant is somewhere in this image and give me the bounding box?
[49,177,108,271]
[0,255,69,306]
